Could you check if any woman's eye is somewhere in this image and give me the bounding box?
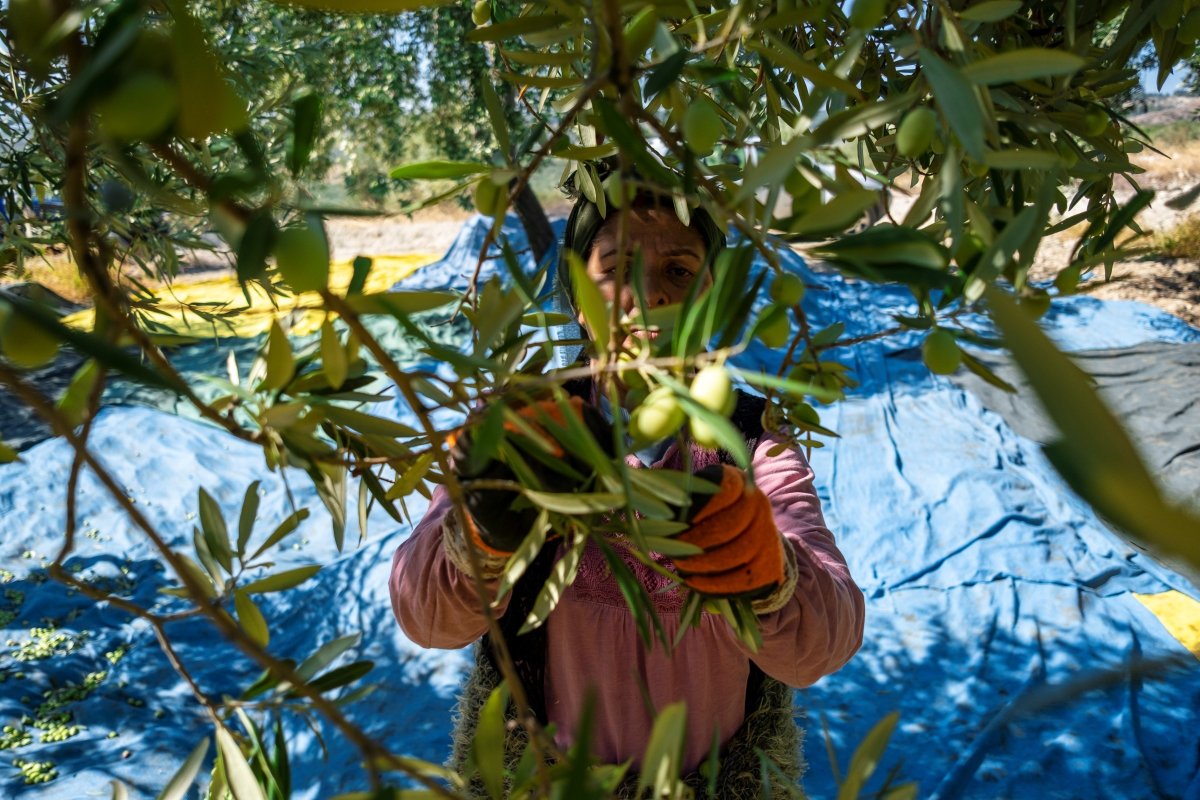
[668,265,695,279]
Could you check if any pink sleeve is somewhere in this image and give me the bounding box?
[742,434,865,687]
[389,486,511,649]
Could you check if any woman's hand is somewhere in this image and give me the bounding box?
[674,464,787,598]
[446,396,611,556]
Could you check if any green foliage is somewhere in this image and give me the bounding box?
[194,1,424,199]
[636,701,688,800]
[3,0,1199,797]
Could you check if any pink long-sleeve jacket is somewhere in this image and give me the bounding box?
[389,432,865,771]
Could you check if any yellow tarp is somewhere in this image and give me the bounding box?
[61,253,437,339]
[1135,590,1200,660]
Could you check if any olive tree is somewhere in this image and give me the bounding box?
[1,0,1197,797]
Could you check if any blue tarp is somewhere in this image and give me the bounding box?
[1,214,1198,798]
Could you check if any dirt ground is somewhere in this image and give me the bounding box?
[1022,96,1200,327]
[326,209,468,262]
[1026,184,1200,328]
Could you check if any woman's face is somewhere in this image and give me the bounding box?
[581,206,712,339]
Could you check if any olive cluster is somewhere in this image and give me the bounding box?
[628,364,735,448]
[11,758,57,785]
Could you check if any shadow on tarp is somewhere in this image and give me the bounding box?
[946,341,1200,511]
[798,358,1200,798]
[0,407,465,800]
[803,593,1200,799]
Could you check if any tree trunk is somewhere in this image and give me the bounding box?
[513,182,555,265]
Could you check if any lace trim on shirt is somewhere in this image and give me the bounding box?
[570,540,687,614]
[566,440,726,615]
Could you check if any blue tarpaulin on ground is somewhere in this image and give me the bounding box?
[1,214,1198,798]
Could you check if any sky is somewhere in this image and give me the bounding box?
[1142,66,1189,95]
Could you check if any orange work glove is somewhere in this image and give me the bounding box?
[673,464,786,598]
[447,396,611,556]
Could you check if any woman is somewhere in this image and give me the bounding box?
[389,189,865,797]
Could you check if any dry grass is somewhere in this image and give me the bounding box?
[1155,214,1200,260]
[1133,123,1200,187]
[4,250,91,305]
[1134,149,1200,187]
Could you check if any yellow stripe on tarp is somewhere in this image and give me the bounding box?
[1134,590,1200,660]
[61,253,437,339]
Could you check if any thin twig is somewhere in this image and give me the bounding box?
[321,290,563,782]
[0,369,455,798]
[459,78,605,311]
[54,22,260,450]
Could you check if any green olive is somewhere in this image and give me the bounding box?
[1083,109,1109,137]
[788,364,816,385]
[783,168,808,197]
[95,74,179,141]
[690,364,735,416]
[682,100,724,156]
[689,416,723,449]
[1056,139,1079,168]
[273,225,329,293]
[922,329,961,375]
[954,233,983,270]
[769,273,805,306]
[784,169,819,212]
[860,68,881,97]
[127,26,173,73]
[617,352,648,392]
[629,388,684,442]
[756,308,792,349]
[0,310,59,369]
[473,178,507,218]
[604,173,636,209]
[8,0,57,59]
[209,205,246,250]
[1054,266,1081,295]
[897,107,937,158]
[100,180,135,214]
[472,0,491,25]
